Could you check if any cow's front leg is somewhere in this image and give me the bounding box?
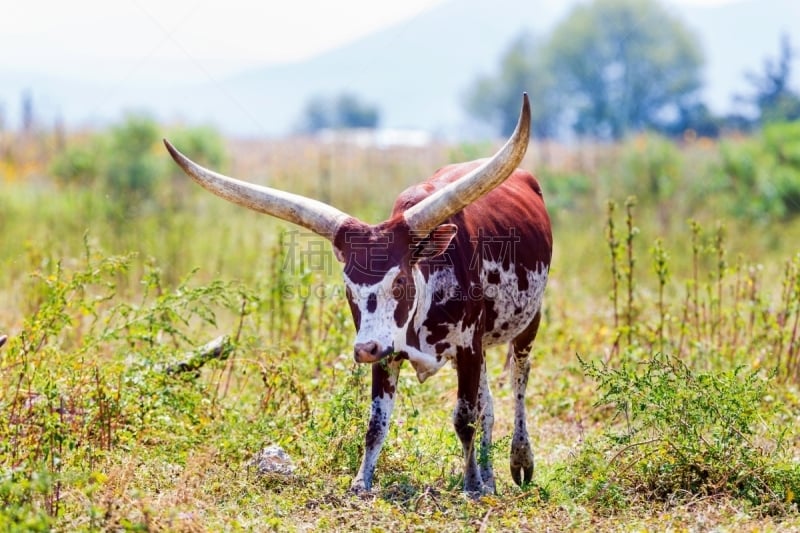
[351,359,401,493]
[453,346,485,496]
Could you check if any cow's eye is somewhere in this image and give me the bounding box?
[391,274,407,298]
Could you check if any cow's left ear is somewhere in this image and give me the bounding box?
[412,223,457,262]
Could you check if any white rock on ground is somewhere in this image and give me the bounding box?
[250,445,296,476]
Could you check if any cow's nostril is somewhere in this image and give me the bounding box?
[354,341,383,363]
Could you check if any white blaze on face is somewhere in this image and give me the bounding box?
[345,266,409,353]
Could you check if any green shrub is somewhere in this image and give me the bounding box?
[0,241,249,521]
[51,116,228,218]
[106,114,162,204]
[540,170,591,211]
[719,122,800,221]
[50,137,105,188]
[622,134,681,204]
[563,351,800,511]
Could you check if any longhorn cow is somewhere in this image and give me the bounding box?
[164,94,552,495]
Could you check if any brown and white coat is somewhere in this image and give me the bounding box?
[165,94,552,495]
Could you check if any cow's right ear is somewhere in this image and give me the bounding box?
[334,245,346,263]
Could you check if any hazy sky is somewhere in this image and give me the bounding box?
[2,0,739,83]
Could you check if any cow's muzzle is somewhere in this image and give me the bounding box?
[353,342,393,364]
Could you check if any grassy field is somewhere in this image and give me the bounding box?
[2,124,800,531]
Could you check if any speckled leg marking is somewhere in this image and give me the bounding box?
[477,356,496,493]
[351,360,401,493]
[509,311,541,486]
[453,347,485,496]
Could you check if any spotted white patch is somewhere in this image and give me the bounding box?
[345,266,408,352]
[405,267,464,381]
[480,260,549,346]
[346,261,548,384]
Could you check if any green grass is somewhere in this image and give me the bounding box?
[2,130,800,530]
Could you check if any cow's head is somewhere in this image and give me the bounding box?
[332,217,458,362]
[164,94,530,364]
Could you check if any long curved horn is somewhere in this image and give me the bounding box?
[403,93,531,235]
[164,140,352,241]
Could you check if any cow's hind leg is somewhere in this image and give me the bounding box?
[453,345,484,495]
[352,359,401,493]
[509,311,542,486]
[477,355,496,493]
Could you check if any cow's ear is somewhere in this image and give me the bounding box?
[334,245,346,263]
[412,224,457,262]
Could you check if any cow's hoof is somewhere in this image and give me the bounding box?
[350,478,372,496]
[510,442,534,487]
[463,484,494,499]
[511,465,533,487]
[463,474,493,498]
[479,467,496,495]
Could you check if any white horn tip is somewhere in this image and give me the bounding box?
[520,93,531,133]
[163,138,180,160]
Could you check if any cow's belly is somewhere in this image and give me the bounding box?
[402,262,548,382]
[481,260,549,346]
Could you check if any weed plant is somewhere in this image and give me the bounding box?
[552,199,800,515]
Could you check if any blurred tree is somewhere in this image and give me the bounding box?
[549,0,703,139]
[466,33,561,139]
[298,93,380,133]
[50,136,105,188]
[302,97,332,133]
[164,125,227,208]
[21,90,34,134]
[166,125,226,170]
[106,114,161,207]
[465,0,703,140]
[742,34,800,125]
[662,102,721,139]
[719,121,800,221]
[51,117,228,218]
[335,93,379,129]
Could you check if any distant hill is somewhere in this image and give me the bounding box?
[0,0,797,138]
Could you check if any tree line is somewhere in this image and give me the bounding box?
[468,0,800,140]
[299,0,799,140]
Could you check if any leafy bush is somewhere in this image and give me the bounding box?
[558,351,800,511]
[539,170,591,211]
[622,134,681,203]
[719,121,800,221]
[550,197,800,513]
[49,137,106,188]
[106,114,162,204]
[50,116,228,217]
[0,241,248,522]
